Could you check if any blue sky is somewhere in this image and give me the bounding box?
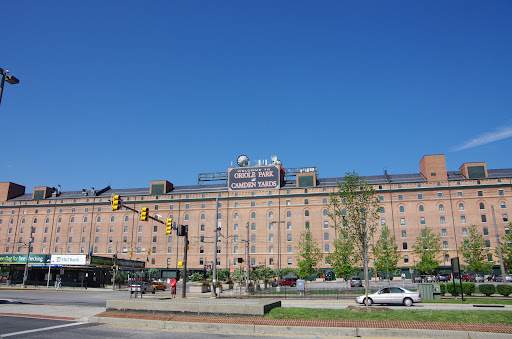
[2,1,511,192]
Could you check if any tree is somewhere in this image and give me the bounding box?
[295,227,323,279]
[328,171,381,309]
[327,229,357,287]
[372,224,401,281]
[412,226,443,275]
[459,225,493,274]
[497,222,512,273]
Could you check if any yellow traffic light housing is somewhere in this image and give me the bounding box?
[178,261,183,267]
[112,195,121,211]
[140,207,149,221]
[147,249,151,255]
[166,218,173,235]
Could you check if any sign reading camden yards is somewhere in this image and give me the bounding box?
[228,165,282,191]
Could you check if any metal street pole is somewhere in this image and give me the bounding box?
[22,227,34,288]
[212,198,219,297]
[245,221,250,292]
[182,227,189,298]
[0,68,20,108]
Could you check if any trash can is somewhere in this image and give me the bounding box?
[433,284,441,300]
[418,283,434,300]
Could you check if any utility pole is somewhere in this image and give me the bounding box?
[181,225,189,298]
[212,198,219,297]
[245,221,250,292]
[22,227,34,288]
[112,241,118,290]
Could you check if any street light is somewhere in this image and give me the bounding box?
[0,67,20,108]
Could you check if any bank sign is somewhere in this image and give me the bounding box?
[228,165,282,191]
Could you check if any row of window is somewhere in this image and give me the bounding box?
[380,201,507,214]
[379,189,506,202]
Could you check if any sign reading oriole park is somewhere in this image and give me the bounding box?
[228,165,283,191]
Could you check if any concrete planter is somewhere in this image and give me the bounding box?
[221,283,234,290]
[190,284,210,293]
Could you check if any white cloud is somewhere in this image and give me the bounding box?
[453,126,512,151]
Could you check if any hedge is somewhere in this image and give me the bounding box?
[478,284,496,296]
[440,283,446,295]
[446,283,475,296]
[446,283,461,296]
[497,284,512,297]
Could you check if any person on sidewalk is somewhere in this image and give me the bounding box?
[170,278,177,298]
[55,276,63,291]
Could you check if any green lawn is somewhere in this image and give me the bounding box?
[265,307,512,325]
[423,298,512,305]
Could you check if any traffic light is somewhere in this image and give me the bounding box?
[140,207,149,221]
[178,261,183,267]
[130,248,133,258]
[147,248,151,255]
[166,218,173,235]
[112,195,122,211]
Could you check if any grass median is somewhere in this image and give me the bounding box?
[264,307,512,325]
[423,298,512,305]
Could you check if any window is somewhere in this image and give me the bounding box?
[251,246,255,253]
[445,254,450,262]
[459,203,464,211]
[251,223,256,231]
[287,258,292,265]
[269,234,274,242]
[401,230,406,238]
[287,246,292,253]
[461,216,466,224]
[439,204,444,212]
[234,223,238,231]
[200,224,205,232]
[251,235,256,242]
[400,218,405,226]
[184,214,189,221]
[268,201,273,206]
[305,221,310,228]
[138,226,142,233]
[153,225,158,232]
[234,212,238,220]
[381,219,386,226]
[402,242,408,250]
[440,216,445,224]
[380,207,385,214]
[287,234,292,241]
[200,246,204,253]
[251,202,255,207]
[304,199,309,205]
[287,222,291,230]
[419,205,424,212]
[418,194,423,200]
[501,202,507,209]
[398,195,403,201]
[185,204,189,209]
[483,227,489,236]
[506,227,510,235]
[269,245,274,253]
[323,209,328,216]
[442,229,447,237]
[286,200,291,206]
[404,255,409,263]
[479,202,485,210]
[504,214,509,222]
[379,195,384,202]
[251,212,256,219]
[269,211,274,218]
[324,221,329,229]
[324,233,329,240]
[399,206,404,213]
[487,254,493,262]
[323,198,327,204]
[499,189,504,196]
[458,191,462,197]
[485,240,491,248]
[325,244,329,252]
[462,228,468,236]
[420,217,425,225]
[201,214,205,220]
[304,210,309,217]
[200,236,204,243]
[481,215,487,223]
[443,241,448,249]
[478,191,483,197]
[124,226,128,233]
[233,202,237,208]
[437,192,443,198]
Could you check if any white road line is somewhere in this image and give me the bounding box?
[1,321,87,337]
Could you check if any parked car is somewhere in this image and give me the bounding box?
[277,277,298,287]
[494,275,512,282]
[462,273,476,282]
[438,274,451,282]
[356,287,422,306]
[324,271,336,281]
[350,276,363,287]
[151,281,167,291]
[129,281,156,294]
[413,276,422,283]
[475,275,485,283]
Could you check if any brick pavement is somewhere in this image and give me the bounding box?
[96,311,512,334]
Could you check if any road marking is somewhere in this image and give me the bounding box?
[1,321,87,337]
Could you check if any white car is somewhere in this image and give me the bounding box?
[356,287,422,307]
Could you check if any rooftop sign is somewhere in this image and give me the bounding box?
[228,165,282,191]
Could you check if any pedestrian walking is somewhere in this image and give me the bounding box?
[55,276,63,291]
[170,278,177,298]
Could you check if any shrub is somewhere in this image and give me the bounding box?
[478,284,496,296]
[446,283,461,296]
[497,284,512,297]
[440,283,446,295]
[462,283,476,296]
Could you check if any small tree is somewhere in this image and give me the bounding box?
[412,226,443,275]
[372,224,401,281]
[497,222,512,273]
[295,228,323,279]
[460,225,493,275]
[327,229,357,287]
[328,171,381,309]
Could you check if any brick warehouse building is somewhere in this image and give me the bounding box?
[0,154,510,283]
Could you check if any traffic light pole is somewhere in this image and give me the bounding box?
[212,198,218,298]
[182,229,188,298]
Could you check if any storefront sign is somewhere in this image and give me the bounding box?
[51,254,86,265]
[228,165,282,191]
[0,254,49,265]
